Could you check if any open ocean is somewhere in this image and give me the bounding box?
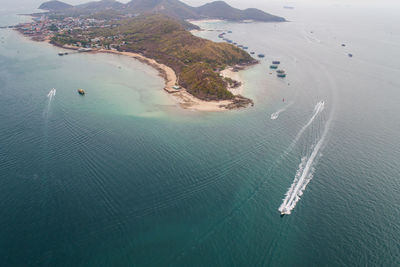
[0,1,399,266]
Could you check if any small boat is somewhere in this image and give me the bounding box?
[272,61,281,65]
[243,46,249,50]
[277,73,287,78]
[280,208,287,216]
[270,65,278,69]
[348,53,353,57]
[276,69,285,74]
[341,44,346,47]
[78,48,92,53]
[258,54,265,58]
[228,31,232,33]
[250,52,255,55]
[78,89,85,95]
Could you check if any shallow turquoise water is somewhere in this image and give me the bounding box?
[0,2,400,266]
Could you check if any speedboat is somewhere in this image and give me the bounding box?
[280,208,287,217]
[78,89,85,95]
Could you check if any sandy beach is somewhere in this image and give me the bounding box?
[59,45,249,112]
[221,68,245,95]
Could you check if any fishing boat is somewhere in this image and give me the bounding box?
[270,65,278,69]
[78,89,85,95]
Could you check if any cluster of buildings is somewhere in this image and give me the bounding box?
[16,16,119,44]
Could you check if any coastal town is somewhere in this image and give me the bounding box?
[15,15,124,50]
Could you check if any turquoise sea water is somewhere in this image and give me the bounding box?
[1,1,400,266]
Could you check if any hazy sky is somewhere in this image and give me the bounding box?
[34,0,400,6]
[4,0,399,12]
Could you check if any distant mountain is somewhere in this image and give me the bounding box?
[76,0,124,11]
[197,1,285,22]
[127,0,200,20]
[38,0,285,22]
[39,0,73,11]
[126,0,285,22]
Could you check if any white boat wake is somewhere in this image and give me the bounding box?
[271,102,294,120]
[47,88,56,99]
[289,101,325,149]
[44,88,56,116]
[279,101,328,215]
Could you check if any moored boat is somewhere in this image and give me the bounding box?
[277,73,287,78]
[78,48,92,53]
[270,65,278,69]
[272,61,280,65]
[277,69,285,74]
[258,54,265,58]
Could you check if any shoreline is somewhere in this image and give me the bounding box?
[56,44,254,112]
[17,25,254,112]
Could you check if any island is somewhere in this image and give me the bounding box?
[15,0,286,111]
